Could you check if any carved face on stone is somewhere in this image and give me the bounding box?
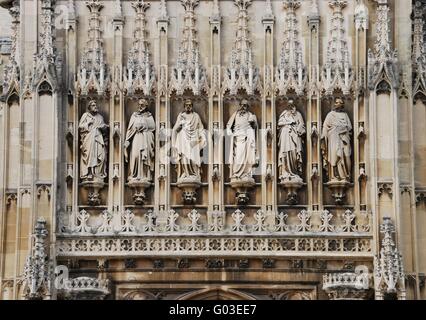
[184,100,193,113]
[88,100,98,114]
[287,99,296,113]
[138,99,148,113]
[239,99,249,112]
[334,98,345,111]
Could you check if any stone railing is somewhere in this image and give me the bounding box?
[56,236,372,258]
[61,208,372,237]
[323,271,370,300]
[59,277,110,300]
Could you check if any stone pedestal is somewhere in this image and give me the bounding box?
[128,178,152,205]
[81,178,106,206]
[279,177,304,205]
[230,177,256,205]
[325,180,352,205]
[177,176,202,204]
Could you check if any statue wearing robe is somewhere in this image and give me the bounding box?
[321,104,352,182]
[227,105,258,180]
[172,104,207,180]
[124,109,155,182]
[79,102,108,180]
[278,105,305,182]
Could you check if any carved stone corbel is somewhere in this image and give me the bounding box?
[6,192,17,205]
[416,190,426,205]
[378,182,393,198]
[36,184,51,201]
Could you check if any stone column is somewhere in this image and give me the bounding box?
[65,0,78,233]
[262,0,275,227]
[155,0,170,227]
[367,0,401,272]
[208,0,222,213]
[111,1,124,213]
[307,0,321,211]
[354,0,369,236]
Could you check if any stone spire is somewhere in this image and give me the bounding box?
[1,0,20,99]
[22,218,53,300]
[322,0,353,95]
[77,0,109,95]
[125,0,155,96]
[368,0,398,90]
[31,0,58,91]
[170,0,208,95]
[413,0,426,101]
[222,0,261,95]
[374,217,406,300]
[275,0,305,96]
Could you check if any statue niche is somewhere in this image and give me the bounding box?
[278,99,306,204]
[124,98,155,205]
[227,99,259,205]
[172,99,207,204]
[321,98,353,204]
[79,100,109,205]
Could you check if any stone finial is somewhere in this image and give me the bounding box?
[368,0,399,90]
[374,217,406,300]
[22,218,53,300]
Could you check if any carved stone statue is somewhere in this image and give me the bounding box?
[227,99,258,180]
[78,100,108,205]
[124,99,155,182]
[321,98,353,204]
[172,99,207,203]
[278,99,305,183]
[79,100,108,182]
[321,98,352,182]
[124,99,155,205]
[277,99,306,205]
[227,99,258,204]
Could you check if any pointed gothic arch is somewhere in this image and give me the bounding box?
[176,287,257,300]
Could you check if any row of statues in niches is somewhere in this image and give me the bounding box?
[76,97,353,207]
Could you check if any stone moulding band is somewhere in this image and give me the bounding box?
[56,236,373,258]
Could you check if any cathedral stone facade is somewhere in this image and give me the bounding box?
[0,0,425,300]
